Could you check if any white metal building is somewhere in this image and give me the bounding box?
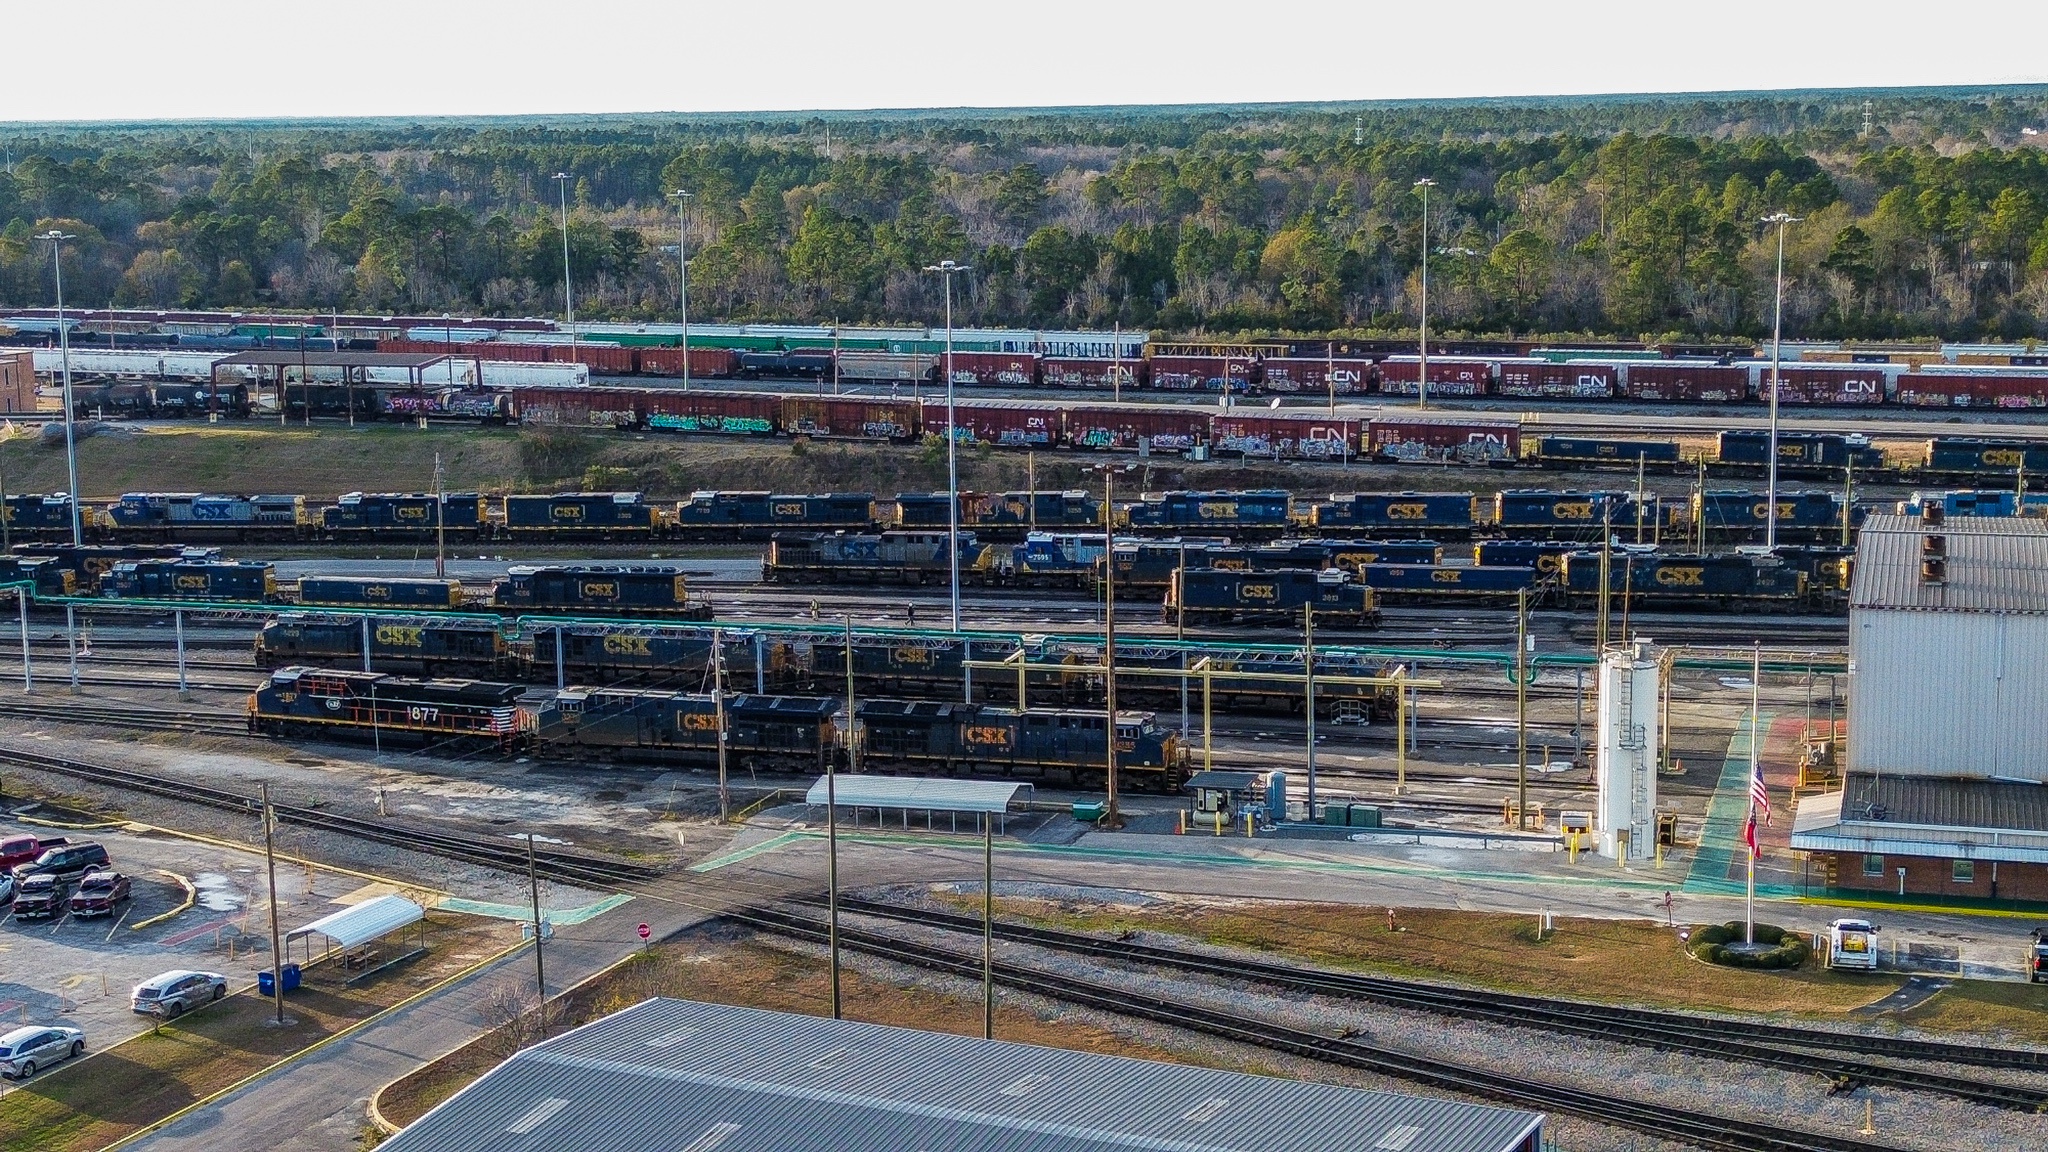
[1847,514,2048,781]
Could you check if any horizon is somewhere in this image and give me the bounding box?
[2,0,2042,123]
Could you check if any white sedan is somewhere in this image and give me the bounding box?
[0,1025,86,1080]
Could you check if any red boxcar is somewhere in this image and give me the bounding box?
[1621,362,1748,402]
[637,347,739,379]
[1209,413,1359,461]
[1757,364,1887,406]
[1368,417,1521,464]
[510,386,640,428]
[941,351,1039,387]
[1063,404,1208,453]
[480,343,555,363]
[561,344,638,376]
[1040,357,1138,390]
[948,400,1063,448]
[641,388,778,435]
[1255,356,1372,395]
[1895,371,2048,409]
[1147,354,1253,392]
[1374,356,1492,397]
[781,397,919,441]
[1494,359,1619,399]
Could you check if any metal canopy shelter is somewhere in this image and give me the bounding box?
[282,893,425,968]
[805,775,1031,833]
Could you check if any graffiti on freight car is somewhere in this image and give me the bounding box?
[1147,434,1197,452]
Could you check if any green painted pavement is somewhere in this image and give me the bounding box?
[1683,712,1803,899]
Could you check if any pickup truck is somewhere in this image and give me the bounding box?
[0,834,69,873]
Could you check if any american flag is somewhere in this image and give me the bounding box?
[1750,760,1772,825]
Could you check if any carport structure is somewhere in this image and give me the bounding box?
[211,349,462,419]
[804,776,1031,834]
[283,893,427,978]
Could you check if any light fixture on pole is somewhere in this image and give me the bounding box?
[1412,178,1434,411]
[1762,211,1802,550]
[922,259,972,633]
[38,231,82,546]
[669,189,693,391]
[553,173,576,349]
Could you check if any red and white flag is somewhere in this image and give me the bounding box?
[1750,760,1771,826]
[1744,813,1759,859]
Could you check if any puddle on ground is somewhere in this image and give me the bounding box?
[192,872,246,912]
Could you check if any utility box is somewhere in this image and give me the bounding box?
[1347,804,1382,828]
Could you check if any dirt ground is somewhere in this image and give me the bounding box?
[0,422,1748,505]
[374,933,1279,1130]
[956,893,2048,1042]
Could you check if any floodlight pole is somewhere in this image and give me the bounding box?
[670,189,693,391]
[1412,179,1434,411]
[1762,212,1802,550]
[554,173,576,348]
[923,260,971,633]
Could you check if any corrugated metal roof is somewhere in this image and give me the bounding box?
[381,999,1543,1152]
[1184,770,1267,791]
[283,894,423,950]
[1851,514,2048,614]
[804,775,1031,814]
[1791,774,2048,863]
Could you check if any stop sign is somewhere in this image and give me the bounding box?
[637,923,651,940]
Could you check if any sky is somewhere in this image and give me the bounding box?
[3,0,2041,123]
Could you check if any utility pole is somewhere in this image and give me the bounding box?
[669,189,693,391]
[1516,588,1530,831]
[1413,178,1435,411]
[831,616,851,1019]
[527,832,547,1038]
[1303,604,1317,821]
[1595,504,1613,655]
[40,232,82,546]
[982,812,995,1040]
[433,452,447,580]
[1176,541,1188,736]
[261,784,287,1026]
[1101,471,1119,830]
[713,627,728,821]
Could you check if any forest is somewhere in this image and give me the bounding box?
[1,87,2046,342]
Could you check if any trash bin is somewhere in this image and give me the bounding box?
[1071,801,1105,823]
[282,963,302,992]
[257,969,273,996]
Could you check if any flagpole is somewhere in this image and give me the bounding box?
[1746,643,1759,946]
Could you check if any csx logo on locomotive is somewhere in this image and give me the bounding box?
[551,505,586,522]
[395,507,428,522]
[891,647,934,666]
[1748,502,1796,519]
[1983,449,2026,467]
[772,503,805,517]
[1239,583,1278,601]
[1432,569,1463,583]
[363,585,392,600]
[1197,503,1238,518]
[376,625,424,648]
[1553,502,1594,520]
[174,574,208,590]
[680,713,720,731]
[962,725,1011,747]
[1386,503,1428,519]
[603,633,651,656]
[1656,567,1705,586]
[580,581,620,600]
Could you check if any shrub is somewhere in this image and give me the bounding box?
[1688,921,1811,969]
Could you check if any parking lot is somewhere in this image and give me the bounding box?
[1,815,427,1070]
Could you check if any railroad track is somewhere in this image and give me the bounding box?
[0,746,661,887]
[0,697,251,738]
[831,897,2048,1107]
[727,902,1909,1152]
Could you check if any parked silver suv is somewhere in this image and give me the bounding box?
[0,1025,85,1079]
[131,970,229,1018]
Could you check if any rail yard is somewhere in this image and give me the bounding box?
[4,317,2048,1152]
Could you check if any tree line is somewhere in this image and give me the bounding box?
[0,88,2045,342]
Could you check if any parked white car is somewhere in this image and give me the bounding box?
[131,970,229,1018]
[0,1025,85,1079]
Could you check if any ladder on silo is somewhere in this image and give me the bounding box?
[1613,663,1651,853]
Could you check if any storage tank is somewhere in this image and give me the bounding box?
[1594,639,1662,861]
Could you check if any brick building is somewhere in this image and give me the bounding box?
[0,350,34,414]
[1793,514,2048,901]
